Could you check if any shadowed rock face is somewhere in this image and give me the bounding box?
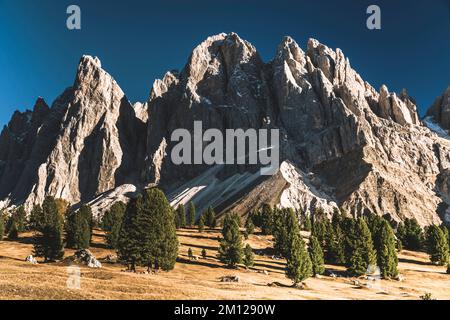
[0,55,146,211]
[0,33,449,226]
[427,86,450,130]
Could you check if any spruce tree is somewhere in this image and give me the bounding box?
[425,225,449,265]
[33,196,65,262]
[205,207,216,228]
[187,201,196,227]
[303,214,312,232]
[243,244,254,268]
[198,213,205,233]
[400,218,424,250]
[78,204,93,241]
[201,248,207,259]
[347,218,377,276]
[286,232,312,285]
[178,204,186,228]
[188,248,193,260]
[245,217,255,235]
[8,220,18,240]
[308,235,325,276]
[65,209,91,249]
[0,214,4,240]
[260,203,274,235]
[375,219,398,278]
[218,213,243,267]
[101,202,126,249]
[329,217,346,265]
[29,204,44,231]
[118,188,178,272]
[14,206,27,232]
[273,208,299,258]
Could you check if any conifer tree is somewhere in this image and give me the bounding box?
[198,214,205,233]
[102,202,126,249]
[245,216,255,235]
[205,207,216,228]
[302,214,312,232]
[78,204,93,241]
[178,204,186,228]
[273,208,299,258]
[375,219,398,278]
[308,235,325,276]
[65,209,91,249]
[399,218,424,250]
[188,248,193,260]
[14,206,27,232]
[347,218,377,276]
[286,232,312,285]
[29,204,44,231]
[33,196,65,262]
[328,214,346,265]
[0,214,4,240]
[187,201,196,227]
[8,220,18,240]
[218,213,243,267]
[260,203,274,235]
[201,248,207,259]
[243,244,254,268]
[425,225,449,265]
[118,188,178,272]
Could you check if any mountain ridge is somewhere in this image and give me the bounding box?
[1,32,449,227]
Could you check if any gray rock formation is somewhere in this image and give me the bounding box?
[426,86,450,130]
[1,32,449,227]
[0,56,146,212]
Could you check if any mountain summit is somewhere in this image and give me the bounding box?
[0,33,449,226]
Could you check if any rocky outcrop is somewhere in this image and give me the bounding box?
[0,56,146,212]
[426,86,450,130]
[1,33,449,227]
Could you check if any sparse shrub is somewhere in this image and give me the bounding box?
[420,292,435,300]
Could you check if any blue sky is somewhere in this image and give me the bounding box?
[0,0,449,127]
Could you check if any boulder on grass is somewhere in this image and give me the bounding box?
[73,249,102,268]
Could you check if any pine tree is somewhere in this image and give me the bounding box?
[187,201,196,227]
[347,218,377,276]
[273,208,299,258]
[260,203,274,235]
[0,214,4,240]
[308,236,325,276]
[13,206,27,232]
[65,209,91,249]
[33,196,65,262]
[178,204,186,228]
[29,204,44,231]
[78,205,93,240]
[243,244,254,268]
[117,188,178,272]
[101,202,126,249]
[328,217,346,265]
[286,232,312,285]
[218,213,243,267]
[245,216,255,235]
[400,218,424,250]
[425,225,449,265]
[201,248,207,259]
[302,214,312,232]
[188,248,193,260]
[205,207,216,229]
[198,214,205,233]
[375,219,398,278]
[8,220,18,240]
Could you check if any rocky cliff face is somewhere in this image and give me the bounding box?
[1,33,449,226]
[0,56,146,211]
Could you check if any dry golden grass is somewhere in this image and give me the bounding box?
[0,228,449,300]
